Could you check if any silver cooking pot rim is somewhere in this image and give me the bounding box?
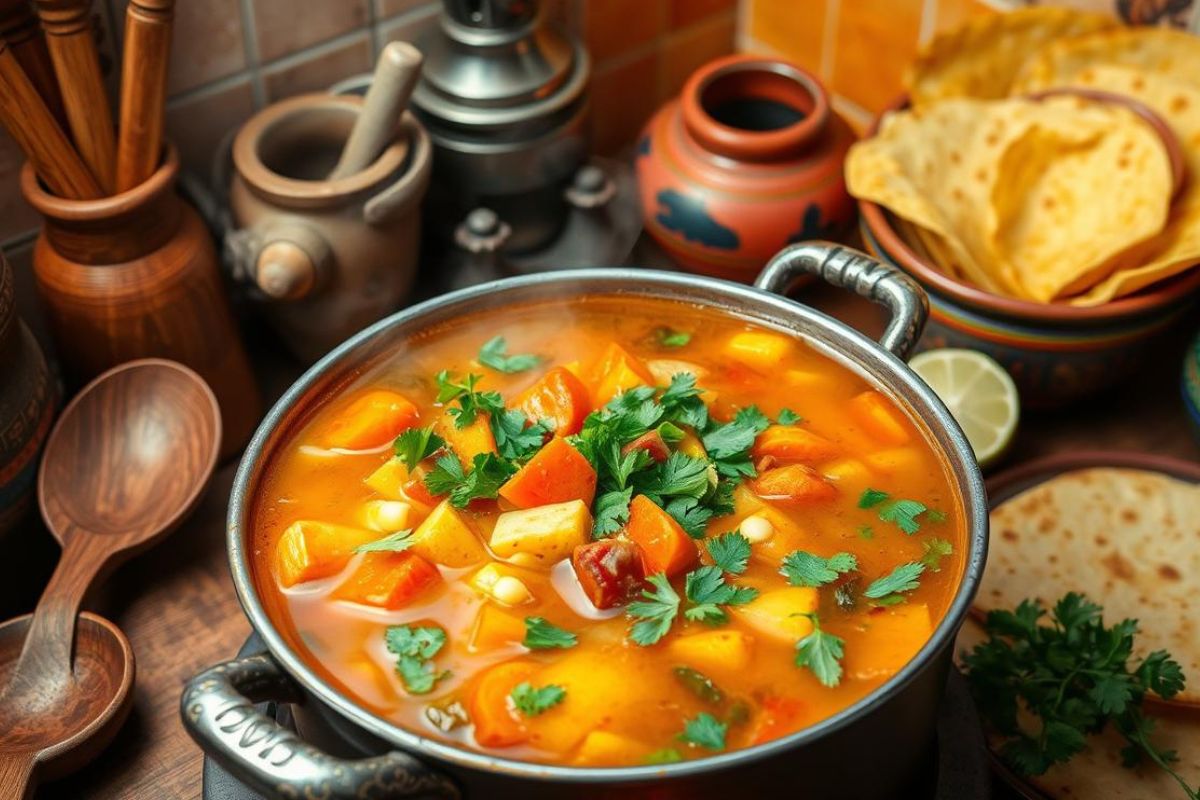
[185,242,988,796]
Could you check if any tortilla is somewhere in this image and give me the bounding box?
[1013,26,1200,96]
[978,467,1200,706]
[957,618,1200,800]
[846,96,1172,302]
[906,6,1116,107]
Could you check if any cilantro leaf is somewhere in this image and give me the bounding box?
[593,488,633,538]
[776,408,803,425]
[664,496,713,539]
[794,613,845,687]
[780,550,857,588]
[683,565,758,625]
[627,573,680,646]
[919,538,954,572]
[395,657,448,694]
[510,682,566,716]
[392,426,443,470]
[425,452,517,507]
[701,406,769,479]
[492,408,551,461]
[353,530,414,553]
[878,498,928,535]
[645,452,711,499]
[645,748,683,764]
[385,625,448,695]
[655,327,691,347]
[435,371,505,428]
[523,617,577,650]
[707,531,752,574]
[423,453,465,496]
[925,508,948,523]
[478,336,541,374]
[857,524,874,539]
[679,712,727,750]
[862,562,925,600]
[858,488,890,508]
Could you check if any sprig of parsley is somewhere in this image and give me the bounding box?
[862,561,925,605]
[683,565,758,625]
[384,625,449,694]
[491,407,552,461]
[510,682,566,716]
[679,712,727,750]
[392,426,444,470]
[523,617,577,650]
[701,405,770,479]
[776,408,803,425]
[857,488,933,534]
[353,530,414,553]
[707,531,751,574]
[424,452,517,507]
[780,550,857,588]
[435,371,504,428]
[478,337,541,374]
[794,613,845,687]
[919,538,953,572]
[627,573,681,646]
[963,594,1196,799]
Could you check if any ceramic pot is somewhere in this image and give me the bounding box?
[636,55,856,281]
[22,145,259,459]
[0,251,57,538]
[183,243,988,800]
[228,94,432,363]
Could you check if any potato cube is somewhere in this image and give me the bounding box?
[489,500,591,565]
[364,457,409,499]
[573,731,650,767]
[409,500,488,568]
[844,604,932,681]
[274,520,378,587]
[731,587,819,645]
[723,331,794,370]
[668,630,755,675]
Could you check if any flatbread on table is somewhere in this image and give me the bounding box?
[1013,26,1200,96]
[977,467,1200,707]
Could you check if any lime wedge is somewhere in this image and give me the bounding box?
[909,349,1019,468]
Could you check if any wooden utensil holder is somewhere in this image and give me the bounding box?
[21,144,259,459]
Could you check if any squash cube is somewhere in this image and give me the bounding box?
[468,604,528,653]
[723,331,794,370]
[435,408,497,465]
[409,500,488,568]
[489,500,591,565]
[331,551,440,609]
[668,630,755,675]
[274,520,378,587]
[592,343,654,406]
[364,457,409,499]
[863,447,927,476]
[848,390,911,446]
[321,390,419,450]
[731,587,819,645]
[573,731,650,767]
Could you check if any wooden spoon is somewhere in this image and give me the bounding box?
[0,359,220,799]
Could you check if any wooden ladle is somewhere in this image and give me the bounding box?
[0,359,221,798]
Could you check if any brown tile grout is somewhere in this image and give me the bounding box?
[236,0,267,107]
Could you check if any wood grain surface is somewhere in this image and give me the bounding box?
[0,0,67,129]
[115,0,174,192]
[6,282,1198,800]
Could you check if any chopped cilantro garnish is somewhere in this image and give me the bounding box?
[679,712,727,750]
[353,530,414,553]
[645,748,684,764]
[592,488,633,537]
[424,452,517,507]
[673,666,724,703]
[655,327,692,348]
[435,371,504,428]
[644,451,711,499]
[858,488,933,534]
[683,565,758,625]
[510,682,566,716]
[523,617,577,650]
[919,538,954,572]
[491,407,552,461]
[794,613,845,687]
[857,524,874,539]
[664,496,713,538]
[780,550,857,588]
[385,625,448,694]
[707,531,752,574]
[776,408,803,425]
[392,426,443,470]
[701,406,770,479]
[478,336,541,374]
[627,573,681,646]
[925,508,948,523]
[858,488,890,508]
[862,561,925,603]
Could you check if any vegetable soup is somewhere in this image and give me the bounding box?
[250,296,965,767]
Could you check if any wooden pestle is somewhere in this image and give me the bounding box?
[328,42,423,180]
[115,0,174,191]
[0,38,101,199]
[35,0,116,193]
[0,0,66,129]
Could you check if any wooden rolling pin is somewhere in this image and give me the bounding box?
[0,37,101,199]
[328,42,423,180]
[0,0,65,128]
[35,0,116,193]
[115,0,173,192]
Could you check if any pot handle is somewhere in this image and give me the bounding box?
[181,653,460,800]
[754,241,929,360]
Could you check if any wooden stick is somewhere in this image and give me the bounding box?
[115,0,173,192]
[0,0,65,129]
[34,0,116,193]
[0,38,101,199]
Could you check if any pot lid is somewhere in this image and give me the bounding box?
[413,0,588,129]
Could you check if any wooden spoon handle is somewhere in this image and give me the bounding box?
[0,38,102,199]
[0,0,66,129]
[328,41,422,180]
[34,0,116,193]
[115,0,174,192]
[0,751,36,800]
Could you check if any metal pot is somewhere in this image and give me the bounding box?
[181,242,988,799]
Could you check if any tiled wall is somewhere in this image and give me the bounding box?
[739,0,1199,131]
[0,0,736,252]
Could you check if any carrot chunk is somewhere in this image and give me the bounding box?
[592,343,654,406]
[516,367,592,436]
[499,437,597,509]
[572,539,646,609]
[275,521,379,587]
[624,495,698,577]
[321,390,419,450]
[750,464,838,505]
[331,551,440,609]
[470,660,539,747]
[435,407,497,465]
[621,430,670,463]
[751,425,840,464]
[848,390,911,446]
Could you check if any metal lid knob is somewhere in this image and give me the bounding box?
[564,164,616,209]
[455,207,512,253]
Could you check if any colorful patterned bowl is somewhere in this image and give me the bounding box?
[1185,328,1200,444]
[859,92,1200,409]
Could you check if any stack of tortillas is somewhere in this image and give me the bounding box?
[959,466,1200,798]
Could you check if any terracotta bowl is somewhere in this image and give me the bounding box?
[858,91,1200,409]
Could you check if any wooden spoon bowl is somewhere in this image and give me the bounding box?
[0,612,134,789]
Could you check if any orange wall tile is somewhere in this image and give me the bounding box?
[830,0,923,113]
[743,0,827,78]
[933,0,1000,35]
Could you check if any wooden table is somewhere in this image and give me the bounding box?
[17,279,1200,799]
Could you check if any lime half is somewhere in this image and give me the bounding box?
[909,349,1019,468]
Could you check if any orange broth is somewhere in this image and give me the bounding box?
[250,296,964,767]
